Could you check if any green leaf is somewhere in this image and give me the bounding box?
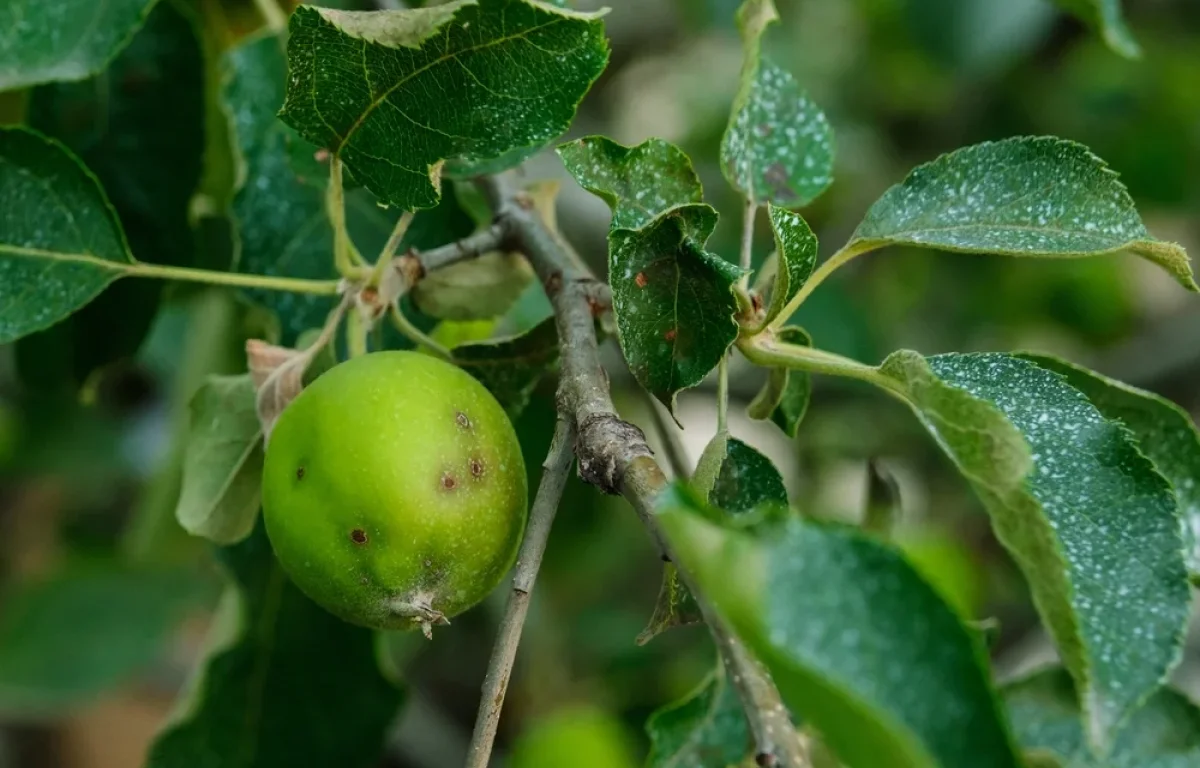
[451,317,559,419]
[609,204,744,411]
[223,34,334,344]
[747,326,812,437]
[146,523,403,768]
[413,252,535,321]
[642,432,786,646]
[764,205,818,323]
[1053,0,1140,59]
[720,0,834,207]
[224,34,472,345]
[0,127,134,345]
[848,137,1196,291]
[0,565,204,719]
[1018,354,1200,584]
[176,375,264,545]
[693,432,788,514]
[658,485,1021,768]
[0,0,157,89]
[879,351,1191,746]
[280,1,610,211]
[557,136,704,231]
[645,666,752,767]
[635,561,703,646]
[1005,667,1200,766]
[20,0,206,383]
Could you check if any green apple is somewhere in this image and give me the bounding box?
[262,351,527,636]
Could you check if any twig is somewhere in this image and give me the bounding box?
[410,222,509,275]
[639,388,807,767]
[464,417,577,768]
[643,394,691,481]
[479,173,809,768]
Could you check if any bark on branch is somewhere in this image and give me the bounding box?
[474,174,810,768]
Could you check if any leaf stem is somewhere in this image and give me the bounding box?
[717,357,731,433]
[388,304,451,360]
[769,241,873,330]
[124,262,343,295]
[346,310,369,358]
[327,157,365,278]
[464,416,576,768]
[739,334,906,399]
[739,199,758,279]
[251,0,288,34]
[374,211,415,285]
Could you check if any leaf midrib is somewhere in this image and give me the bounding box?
[322,12,573,155]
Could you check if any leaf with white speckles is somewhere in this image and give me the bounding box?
[658,484,1022,768]
[720,0,834,208]
[145,522,403,768]
[1005,667,1200,767]
[847,137,1196,291]
[176,375,264,545]
[763,205,818,323]
[1053,0,1140,59]
[557,136,703,231]
[1018,354,1200,584]
[0,128,135,345]
[609,204,745,412]
[452,317,558,419]
[880,351,1191,749]
[279,2,609,211]
[644,666,753,767]
[223,34,472,344]
[0,0,157,89]
[747,326,812,437]
[693,431,788,513]
[641,432,786,646]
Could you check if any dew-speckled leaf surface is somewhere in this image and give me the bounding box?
[1053,0,1140,59]
[0,128,133,344]
[881,351,1191,747]
[747,326,812,437]
[224,35,466,344]
[693,432,788,514]
[720,0,833,207]
[658,485,1021,768]
[609,204,744,411]
[764,206,817,323]
[0,0,156,89]
[645,667,752,767]
[176,375,264,545]
[1019,354,1200,584]
[280,1,609,211]
[452,317,558,419]
[850,137,1196,291]
[224,35,339,344]
[146,523,403,768]
[1006,667,1200,767]
[0,566,204,718]
[557,136,703,231]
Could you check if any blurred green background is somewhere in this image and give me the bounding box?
[2,0,1199,766]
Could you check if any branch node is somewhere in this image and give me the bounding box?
[575,413,652,495]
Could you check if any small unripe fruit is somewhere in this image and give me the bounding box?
[262,351,527,636]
